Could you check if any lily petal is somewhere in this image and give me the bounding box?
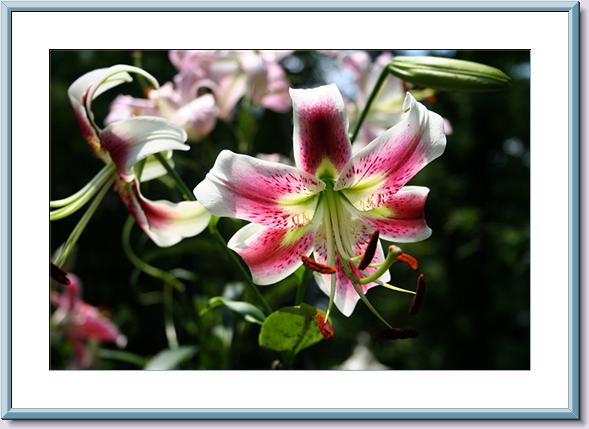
[194,150,325,229]
[290,84,352,178]
[118,180,211,247]
[358,186,432,243]
[335,92,446,211]
[171,93,218,141]
[313,222,390,317]
[100,116,188,182]
[228,223,315,285]
[139,151,174,182]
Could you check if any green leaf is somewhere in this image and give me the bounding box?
[207,297,266,325]
[388,56,511,92]
[144,346,197,370]
[258,304,325,355]
[98,349,147,368]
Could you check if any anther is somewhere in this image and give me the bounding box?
[409,274,426,315]
[358,230,380,270]
[373,328,419,340]
[50,262,70,285]
[316,312,334,339]
[396,253,419,271]
[300,255,336,274]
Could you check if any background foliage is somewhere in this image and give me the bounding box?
[50,50,530,370]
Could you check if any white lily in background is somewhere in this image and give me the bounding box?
[194,84,446,321]
[63,65,210,247]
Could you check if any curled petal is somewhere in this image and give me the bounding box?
[358,186,432,243]
[194,150,325,229]
[335,93,446,210]
[68,65,158,135]
[290,84,352,178]
[100,116,188,182]
[312,222,390,317]
[227,223,315,285]
[118,180,211,247]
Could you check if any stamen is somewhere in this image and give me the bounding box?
[396,252,419,271]
[358,230,380,270]
[50,262,70,285]
[316,312,334,339]
[373,328,419,340]
[409,274,426,315]
[300,255,336,275]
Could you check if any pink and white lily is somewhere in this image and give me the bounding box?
[68,65,211,247]
[106,50,292,141]
[51,274,127,369]
[194,84,446,319]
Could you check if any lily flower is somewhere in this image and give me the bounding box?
[51,274,126,369]
[106,50,292,140]
[66,65,210,247]
[194,84,446,321]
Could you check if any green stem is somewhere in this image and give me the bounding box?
[210,225,272,315]
[350,66,389,144]
[294,268,308,305]
[154,152,195,202]
[53,176,114,268]
[121,216,185,292]
[163,282,179,348]
[50,165,115,221]
[50,164,114,208]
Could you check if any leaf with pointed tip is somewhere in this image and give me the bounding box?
[145,346,197,370]
[207,297,266,325]
[258,304,326,355]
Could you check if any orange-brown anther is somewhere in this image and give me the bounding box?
[358,230,380,270]
[300,255,336,274]
[401,80,411,92]
[316,312,334,339]
[144,86,155,98]
[50,262,70,285]
[396,253,419,271]
[409,274,426,315]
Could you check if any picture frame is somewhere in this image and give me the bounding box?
[1,1,581,421]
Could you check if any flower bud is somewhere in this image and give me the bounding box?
[388,56,511,92]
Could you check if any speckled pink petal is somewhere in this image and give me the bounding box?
[228,223,315,285]
[118,179,211,247]
[335,93,446,211]
[194,150,325,229]
[100,116,188,182]
[290,84,352,178]
[359,186,432,243]
[312,222,389,317]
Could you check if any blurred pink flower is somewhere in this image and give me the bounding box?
[106,50,293,141]
[336,51,407,151]
[51,274,126,369]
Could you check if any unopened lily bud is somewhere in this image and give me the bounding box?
[388,56,511,92]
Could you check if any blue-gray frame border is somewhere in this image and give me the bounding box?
[0,0,580,420]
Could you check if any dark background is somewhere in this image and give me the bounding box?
[50,50,530,370]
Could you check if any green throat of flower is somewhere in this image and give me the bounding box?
[302,182,425,329]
